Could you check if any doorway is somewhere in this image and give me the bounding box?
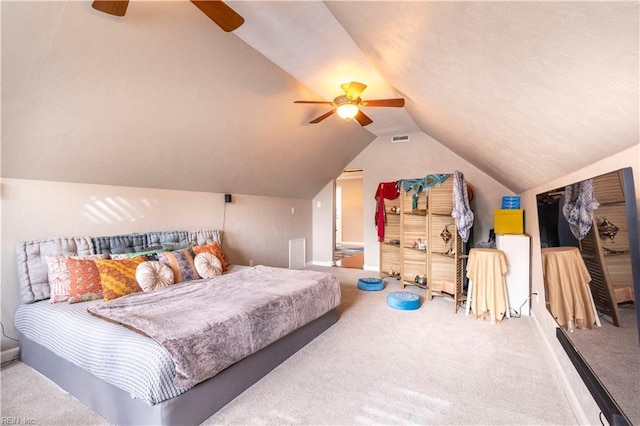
[334,169,364,269]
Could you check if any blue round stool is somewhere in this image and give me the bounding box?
[387,291,421,310]
[357,277,385,291]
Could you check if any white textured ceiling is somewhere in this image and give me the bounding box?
[325,1,639,192]
[2,1,638,197]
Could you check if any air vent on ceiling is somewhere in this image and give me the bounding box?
[391,135,410,143]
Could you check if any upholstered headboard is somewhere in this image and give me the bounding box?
[92,234,148,255]
[16,237,94,303]
[188,229,222,246]
[16,230,223,304]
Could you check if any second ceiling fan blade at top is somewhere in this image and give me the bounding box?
[92,0,128,16]
[191,0,244,32]
[91,0,244,32]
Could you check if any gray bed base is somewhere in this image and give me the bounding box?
[19,308,337,425]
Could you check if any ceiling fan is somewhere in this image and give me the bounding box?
[294,81,405,127]
[91,0,244,32]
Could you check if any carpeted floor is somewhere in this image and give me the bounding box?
[1,266,578,425]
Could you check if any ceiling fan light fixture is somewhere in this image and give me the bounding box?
[336,103,359,120]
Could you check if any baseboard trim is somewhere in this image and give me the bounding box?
[362,264,379,272]
[2,346,20,364]
[532,315,590,425]
[310,261,333,267]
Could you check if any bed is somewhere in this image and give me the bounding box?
[14,230,341,425]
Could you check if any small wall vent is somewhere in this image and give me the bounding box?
[391,135,410,143]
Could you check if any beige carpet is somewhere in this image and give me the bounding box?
[1,266,577,425]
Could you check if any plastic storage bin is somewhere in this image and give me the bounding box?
[501,196,521,209]
[494,209,524,234]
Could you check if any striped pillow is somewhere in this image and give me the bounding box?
[94,258,146,301]
[157,249,198,283]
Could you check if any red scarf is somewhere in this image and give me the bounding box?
[375,182,400,242]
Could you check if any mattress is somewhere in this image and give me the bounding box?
[15,265,342,407]
[15,265,251,405]
[16,297,184,405]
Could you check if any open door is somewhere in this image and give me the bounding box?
[334,169,364,268]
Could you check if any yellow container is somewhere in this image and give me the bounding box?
[494,209,524,234]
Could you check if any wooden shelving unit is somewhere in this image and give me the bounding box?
[379,198,401,280]
[378,175,467,313]
[401,189,428,290]
[426,180,466,312]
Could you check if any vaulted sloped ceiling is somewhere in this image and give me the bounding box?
[325,1,639,192]
[1,1,375,199]
[2,1,638,198]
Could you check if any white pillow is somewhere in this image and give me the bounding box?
[135,261,174,292]
[194,252,223,279]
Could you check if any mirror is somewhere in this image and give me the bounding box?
[537,167,639,425]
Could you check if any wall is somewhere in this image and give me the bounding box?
[1,178,312,352]
[520,144,639,425]
[336,176,364,244]
[322,131,512,271]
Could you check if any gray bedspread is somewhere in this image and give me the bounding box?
[87,265,341,390]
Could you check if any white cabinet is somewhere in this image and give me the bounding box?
[496,234,531,316]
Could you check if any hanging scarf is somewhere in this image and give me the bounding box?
[563,179,599,240]
[451,170,474,243]
[400,175,452,210]
[400,179,424,210]
[375,182,400,242]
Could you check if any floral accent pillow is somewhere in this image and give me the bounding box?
[94,258,146,301]
[47,254,108,303]
[67,258,104,304]
[156,249,198,283]
[192,242,228,272]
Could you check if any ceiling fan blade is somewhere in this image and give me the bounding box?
[361,98,405,108]
[340,81,367,100]
[191,1,245,32]
[294,101,333,105]
[354,110,373,127]
[92,0,129,16]
[309,110,336,124]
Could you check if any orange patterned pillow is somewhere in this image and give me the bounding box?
[193,242,228,272]
[94,257,145,301]
[47,254,109,303]
[67,258,103,304]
